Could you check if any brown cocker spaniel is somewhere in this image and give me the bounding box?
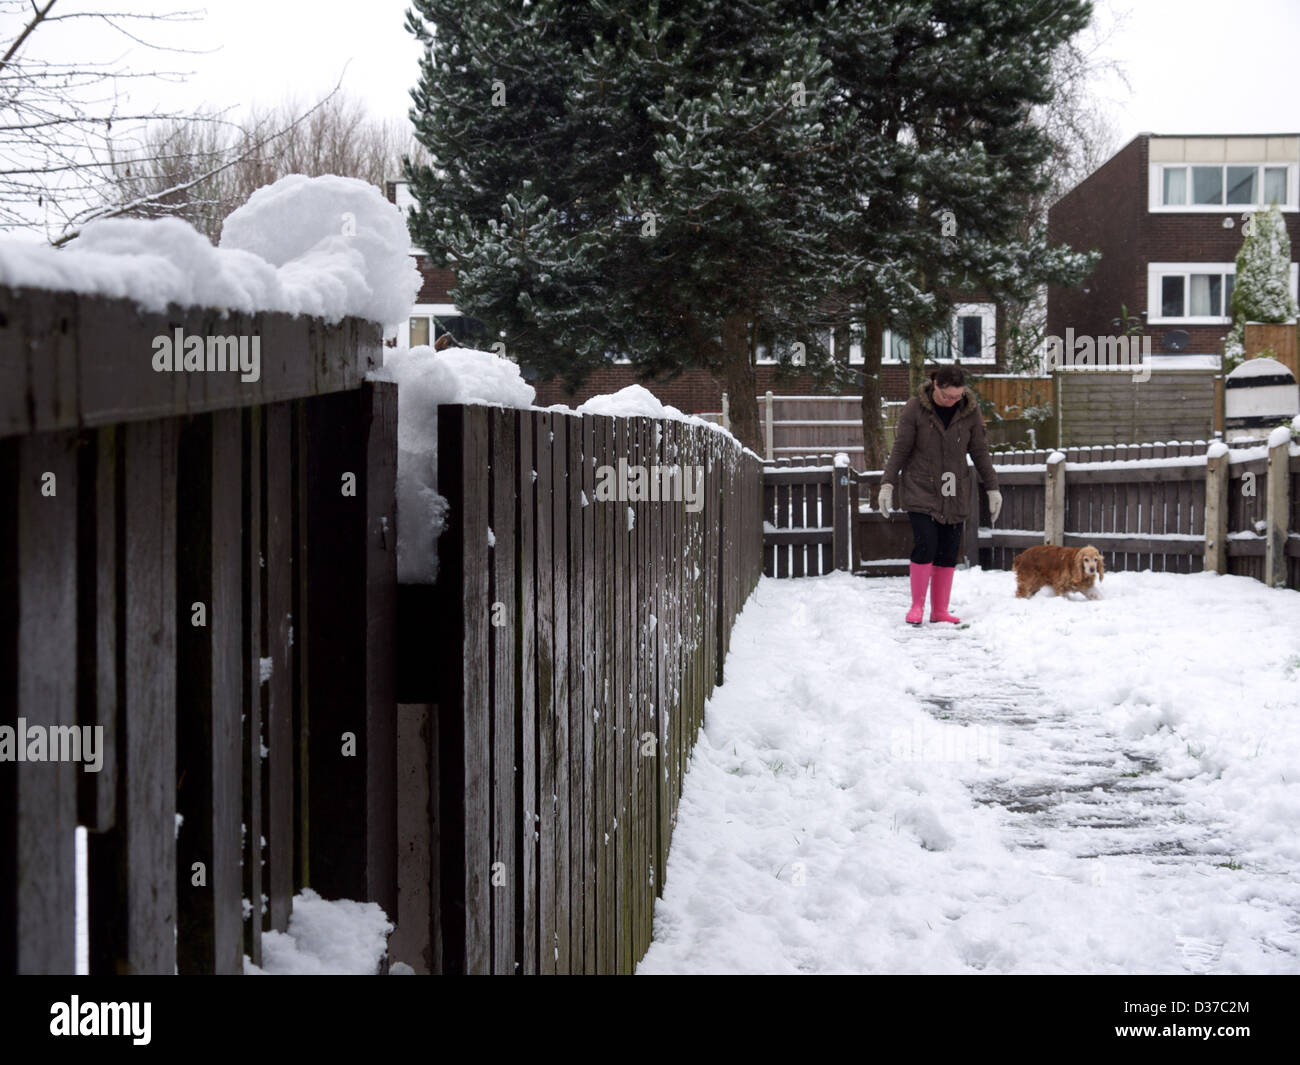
[1012,544,1105,600]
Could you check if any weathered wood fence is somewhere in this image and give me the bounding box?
[761,454,852,577]
[851,438,1300,591]
[395,405,764,974]
[1,286,397,974]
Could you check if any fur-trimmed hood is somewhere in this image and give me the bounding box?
[917,380,979,419]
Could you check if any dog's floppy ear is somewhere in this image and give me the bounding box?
[1097,551,1105,580]
[1071,549,1084,585]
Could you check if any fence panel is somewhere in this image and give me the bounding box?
[424,406,762,974]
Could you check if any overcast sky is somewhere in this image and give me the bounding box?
[17,0,1300,170]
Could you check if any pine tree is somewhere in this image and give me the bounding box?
[812,0,1097,465]
[403,0,850,449]
[1223,203,1298,370]
[402,1,1096,455]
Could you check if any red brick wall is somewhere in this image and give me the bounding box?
[1048,136,1146,342]
[414,257,457,305]
[1049,135,1300,354]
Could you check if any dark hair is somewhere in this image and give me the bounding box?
[930,365,966,389]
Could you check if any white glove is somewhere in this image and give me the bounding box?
[987,489,1002,524]
[877,483,893,515]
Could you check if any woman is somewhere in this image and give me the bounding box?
[878,365,1002,625]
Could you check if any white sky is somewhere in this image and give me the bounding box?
[10,0,1300,170]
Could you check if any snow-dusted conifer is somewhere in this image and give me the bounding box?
[1223,203,1298,369]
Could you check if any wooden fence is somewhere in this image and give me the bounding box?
[972,374,1052,418]
[1,285,397,974]
[761,454,852,577]
[850,438,1300,591]
[395,405,764,974]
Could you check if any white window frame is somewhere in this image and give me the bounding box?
[1149,162,1298,212]
[401,303,460,348]
[1146,262,1300,324]
[881,303,997,364]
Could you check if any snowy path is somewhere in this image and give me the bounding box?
[638,568,1300,974]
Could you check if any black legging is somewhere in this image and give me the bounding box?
[908,511,963,567]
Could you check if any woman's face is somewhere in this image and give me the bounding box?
[932,382,963,407]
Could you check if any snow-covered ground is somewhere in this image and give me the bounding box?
[638,567,1300,974]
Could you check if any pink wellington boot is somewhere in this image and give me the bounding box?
[929,565,961,623]
[906,562,933,625]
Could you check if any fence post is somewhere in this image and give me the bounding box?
[721,391,730,433]
[1045,451,1066,545]
[1265,432,1291,588]
[764,390,774,463]
[832,452,851,571]
[1204,442,1229,574]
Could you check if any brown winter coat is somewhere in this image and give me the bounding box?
[880,382,999,524]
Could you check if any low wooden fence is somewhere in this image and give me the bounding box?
[1,286,397,974]
[851,438,1300,590]
[761,454,851,577]
[396,406,764,974]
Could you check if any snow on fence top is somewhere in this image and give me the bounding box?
[0,175,420,328]
[367,347,753,584]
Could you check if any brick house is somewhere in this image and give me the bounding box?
[386,180,1009,418]
[1048,133,1300,355]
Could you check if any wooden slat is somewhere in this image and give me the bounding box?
[517,411,537,974]
[600,415,616,975]
[262,403,294,933]
[1,428,78,973]
[551,414,571,974]
[634,417,648,963]
[175,410,243,975]
[489,407,517,974]
[533,412,556,975]
[433,405,492,974]
[76,427,117,833]
[565,413,584,973]
[241,406,264,968]
[88,417,179,974]
[581,414,597,973]
[612,417,628,972]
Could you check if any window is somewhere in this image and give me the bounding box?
[1147,262,1299,324]
[1161,276,1184,318]
[882,303,996,362]
[1225,166,1256,205]
[1156,163,1295,210]
[405,307,489,349]
[1264,166,1288,204]
[1155,269,1232,320]
[1162,167,1186,206]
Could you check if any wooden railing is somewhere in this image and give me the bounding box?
[1,285,396,974]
